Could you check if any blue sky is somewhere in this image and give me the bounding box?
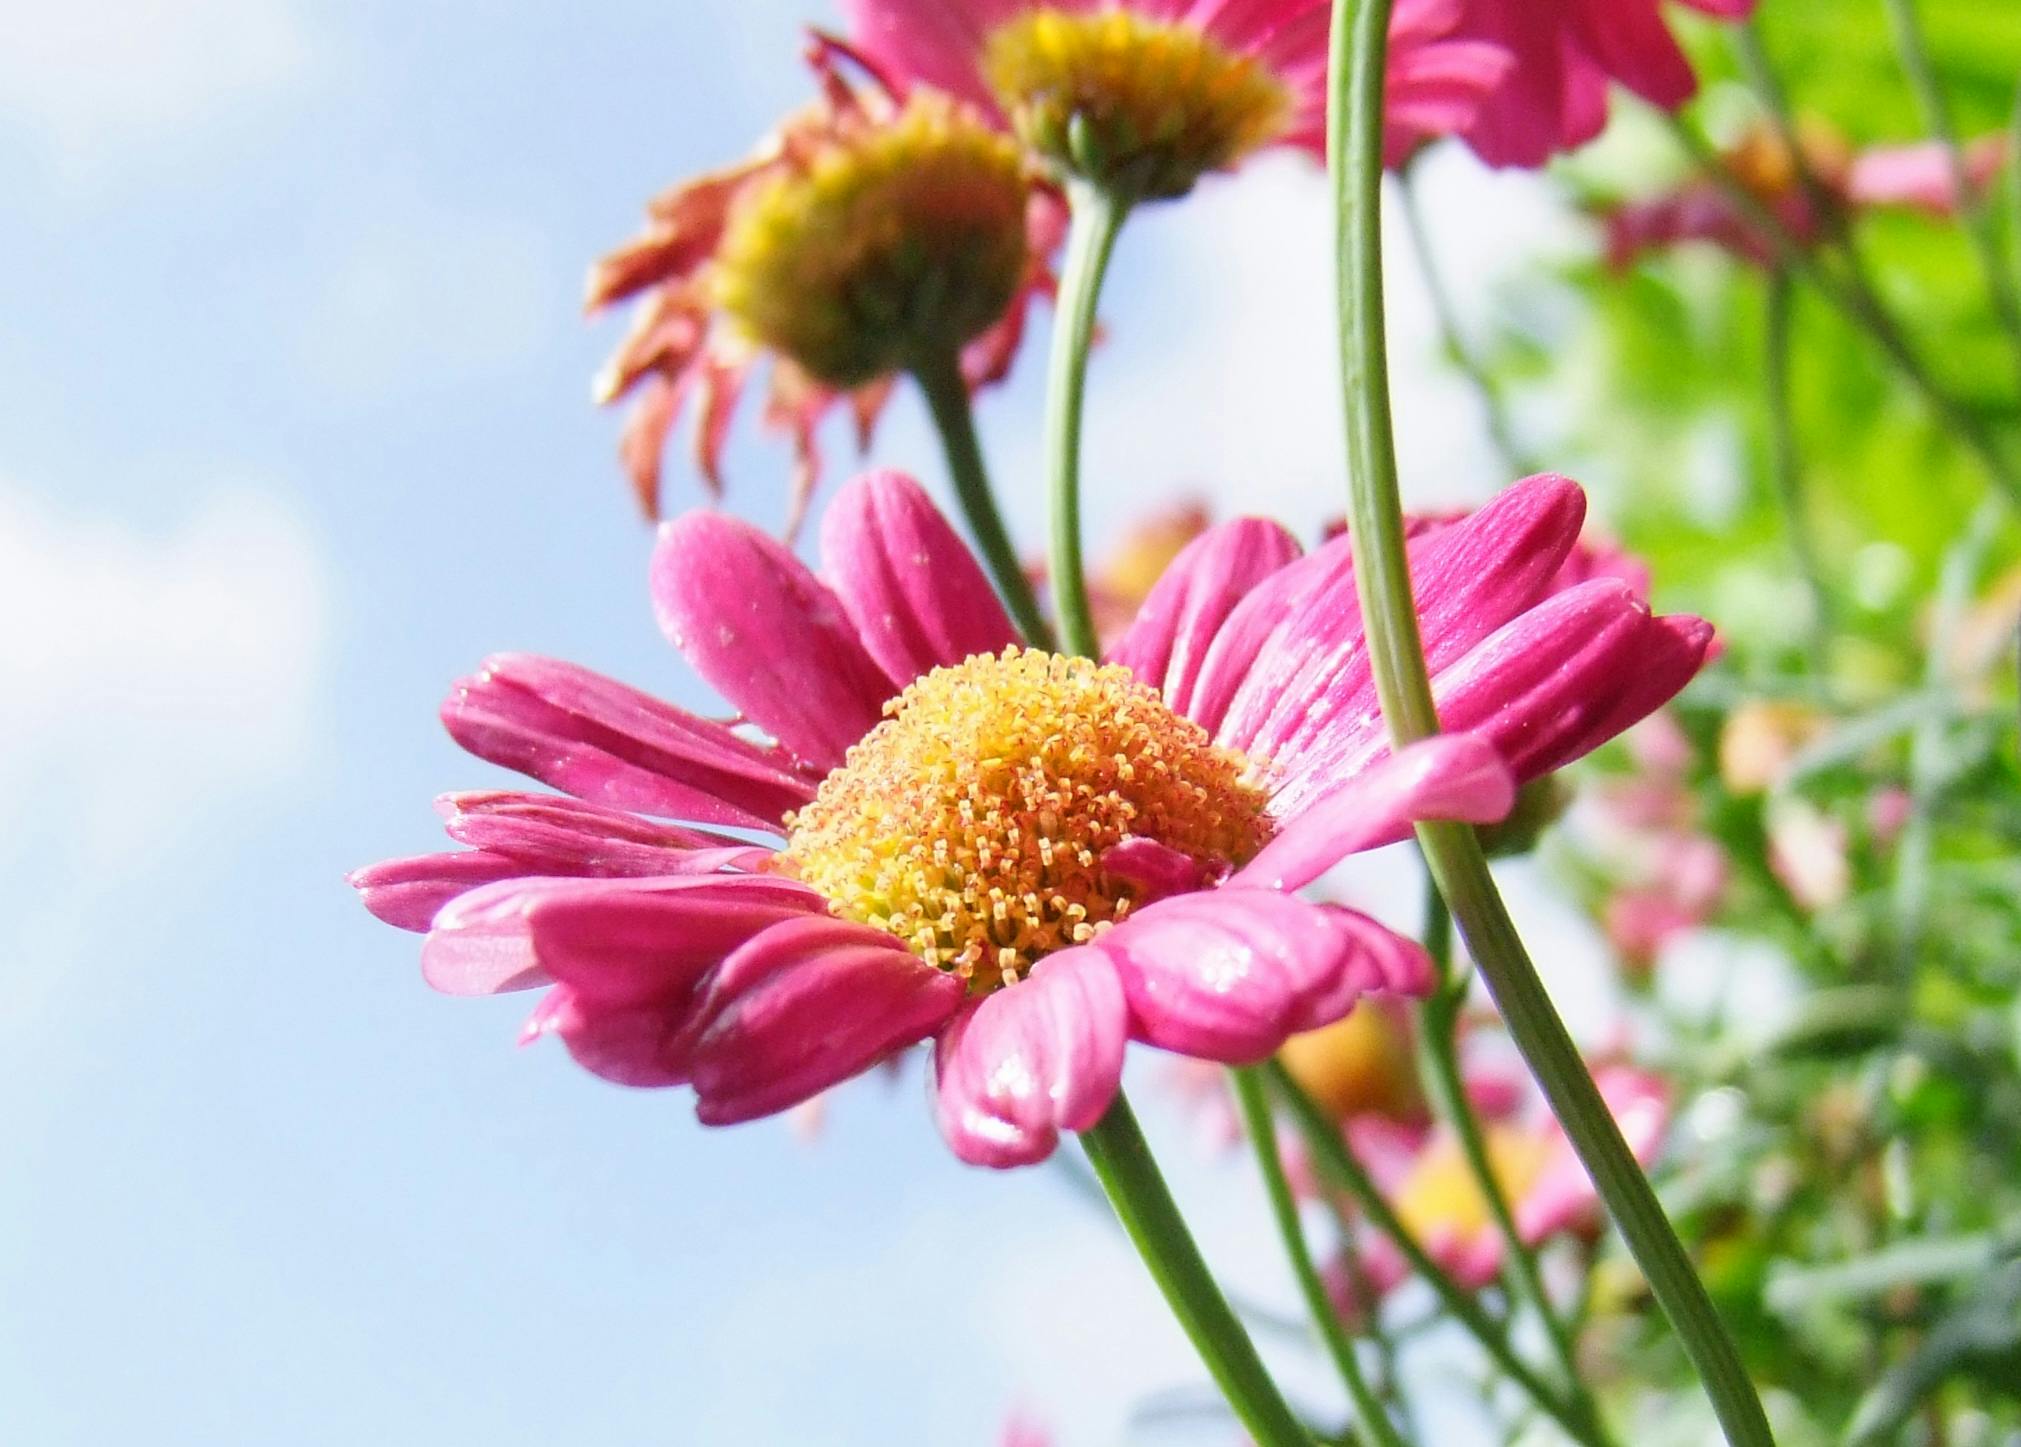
[0,3,1602,1442]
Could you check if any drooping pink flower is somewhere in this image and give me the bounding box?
[842,0,1511,189]
[586,37,1061,527]
[353,471,1711,1167]
[1605,126,2012,269]
[1336,1064,1671,1299]
[1454,0,1755,169]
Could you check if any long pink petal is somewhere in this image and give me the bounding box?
[1234,735,1515,893]
[440,790,770,874]
[442,654,813,834]
[349,850,528,933]
[933,946,1129,1168]
[523,985,698,1088]
[1517,1065,1670,1241]
[685,916,965,1125]
[820,469,1019,685]
[652,511,893,771]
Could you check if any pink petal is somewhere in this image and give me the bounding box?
[819,469,1019,685]
[934,946,1130,1168]
[523,984,696,1088]
[651,511,893,771]
[1517,1065,1670,1241]
[686,916,965,1125]
[1101,836,1218,903]
[1106,516,1302,712]
[442,654,813,834]
[1234,734,1516,893]
[440,790,771,875]
[349,850,528,933]
[1102,888,1434,1064]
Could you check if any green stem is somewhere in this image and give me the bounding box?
[1230,1067,1407,1447]
[1396,167,1533,478]
[1267,1063,1600,1444]
[1879,0,2021,377]
[1079,1093,1312,1447]
[1414,892,1609,1445]
[1663,110,2021,516]
[1762,267,1835,676]
[910,348,1054,650]
[1045,181,1130,659]
[1329,3,1773,1441]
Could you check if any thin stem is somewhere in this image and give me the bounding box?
[1329,3,1772,1441]
[1880,0,2021,376]
[1045,181,1130,658]
[1267,1063,1600,1444]
[1231,1067,1408,1447]
[910,348,1054,650]
[1663,110,2021,516]
[1414,891,1609,1445]
[1762,267,1835,676]
[1396,167,1533,477]
[1079,1093,1313,1447]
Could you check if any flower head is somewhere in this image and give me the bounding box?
[1452,0,1756,170]
[354,471,1710,1167]
[842,0,1511,196]
[586,38,1060,525]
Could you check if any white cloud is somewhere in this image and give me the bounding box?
[293,193,555,402]
[0,480,329,870]
[0,0,313,180]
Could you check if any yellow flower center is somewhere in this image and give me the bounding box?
[782,647,1272,990]
[983,9,1291,200]
[1392,1129,1552,1241]
[713,95,1032,387]
[1276,1007,1426,1125]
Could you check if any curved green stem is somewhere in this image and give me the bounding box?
[1414,893,1609,1446]
[1663,110,2021,517]
[1045,181,1130,658]
[1231,1067,1407,1447]
[1328,2,1773,1442]
[1762,267,1834,677]
[1267,1063,1599,1444]
[1080,1093,1312,1447]
[910,348,1053,650]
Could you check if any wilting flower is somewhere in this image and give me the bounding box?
[1605,124,2012,269]
[586,39,1060,525]
[843,0,1511,197]
[1337,1065,1671,1298]
[353,471,1710,1167]
[1454,0,1756,170]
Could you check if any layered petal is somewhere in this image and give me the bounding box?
[820,469,1019,685]
[685,916,966,1124]
[350,851,529,933]
[1102,888,1434,1063]
[442,653,814,833]
[652,510,895,770]
[933,946,1129,1167]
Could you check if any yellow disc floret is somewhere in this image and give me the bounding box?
[782,647,1272,990]
[1392,1129,1553,1241]
[983,9,1292,200]
[714,95,1032,386]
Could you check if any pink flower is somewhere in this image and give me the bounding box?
[353,471,1711,1167]
[1340,1064,1671,1298]
[842,0,1511,185]
[585,38,1061,527]
[1605,126,2012,269]
[1454,0,1756,169]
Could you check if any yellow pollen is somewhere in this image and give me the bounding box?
[982,9,1291,200]
[782,647,1272,990]
[713,95,1032,386]
[1392,1129,1553,1241]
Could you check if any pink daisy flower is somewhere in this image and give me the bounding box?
[352,470,1710,1167]
[841,0,1512,192]
[586,38,1062,526]
[1334,1064,1672,1301]
[1451,0,1755,169]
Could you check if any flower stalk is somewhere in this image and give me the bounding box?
[1328,1,1773,1442]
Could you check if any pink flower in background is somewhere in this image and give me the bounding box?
[1455,0,1756,169]
[354,470,1710,1167]
[1604,126,2012,269]
[843,0,1511,181]
[1336,1065,1671,1299]
[585,39,1059,527]
[1603,833,1729,973]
